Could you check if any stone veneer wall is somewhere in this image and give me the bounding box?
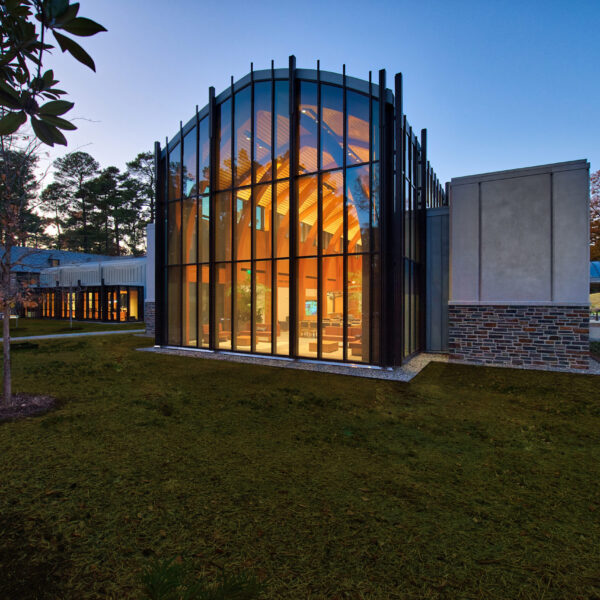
[448,305,589,370]
[144,301,155,337]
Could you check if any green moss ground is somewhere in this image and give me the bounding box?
[3,318,142,338]
[0,334,598,599]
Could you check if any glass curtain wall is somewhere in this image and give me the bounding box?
[163,71,382,364]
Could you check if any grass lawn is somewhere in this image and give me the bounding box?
[591,292,600,310]
[0,334,599,599]
[2,318,143,338]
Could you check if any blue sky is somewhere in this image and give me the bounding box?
[41,0,600,184]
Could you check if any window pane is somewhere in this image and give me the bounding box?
[183,265,197,347]
[167,266,181,345]
[274,81,290,179]
[234,86,251,187]
[296,257,318,357]
[119,289,128,322]
[321,255,343,361]
[321,169,343,255]
[372,163,380,253]
[234,262,252,350]
[275,180,289,258]
[346,91,369,166]
[217,99,232,190]
[183,127,197,196]
[321,84,343,170]
[346,164,370,253]
[254,260,272,354]
[297,174,318,256]
[129,289,139,320]
[275,259,290,355]
[371,99,379,161]
[215,192,231,262]
[199,196,210,262]
[199,117,210,194]
[167,201,181,264]
[199,264,210,348]
[215,263,231,350]
[347,254,369,362]
[254,183,272,260]
[168,144,181,200]
[298,81,317,174]
[235,188,251,261]
[254,81,272,183]
[182,198,197,263]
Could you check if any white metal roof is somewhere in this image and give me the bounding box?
[39,257,146,288]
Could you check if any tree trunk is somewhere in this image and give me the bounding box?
[3,301,11,406]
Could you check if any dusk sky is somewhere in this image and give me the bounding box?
[41,0,599,184]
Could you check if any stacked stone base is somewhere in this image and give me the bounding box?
[449,305,589,371]
[144,301,156,337]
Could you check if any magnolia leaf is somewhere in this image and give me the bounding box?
[0,91,22,110]
[31,117,67,146]
[60,17,107,37]
[0,111,27,136]
[54,2,79,24]
[53,31,96,71]
[39,114,77,131]
[0,80,20,100]
[49,0,70,19]
[39,100,74,116]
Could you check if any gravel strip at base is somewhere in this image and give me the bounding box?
[139,346,600,379]
[138,346,449,381]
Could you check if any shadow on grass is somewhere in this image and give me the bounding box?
[0,511,71,600]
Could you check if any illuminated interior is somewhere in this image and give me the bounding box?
[161,64,446,365]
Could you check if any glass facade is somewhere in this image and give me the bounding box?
[159,64,446,366]
[38,286,144,322]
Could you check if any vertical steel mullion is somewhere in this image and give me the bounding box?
[288,55,297,358]
[377,69,388,366]
[179,122,184,347]
[208,86,216,350]
[270,61,276,355]
[250,65,255,353]
[317,61,322,360]
[230,76,236,350]
[368,72,373,364]
[195,106,200,347]
[419,129,427,353]
[342,64,348,362]
[394,73,404,364]
[155,139,166,345]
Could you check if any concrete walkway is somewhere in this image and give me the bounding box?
[1,329,144,343]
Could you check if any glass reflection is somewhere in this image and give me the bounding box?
[234,87,251,187]
[234,262,252,350]
[199,264,210,347]
[182,198,197,263]
[254,260,272,353]
[275,181,289,258]
[321,169,343,255]
[347,254,369,362]
[254,81,272,183]
[183,265,197,347]
[167,201,181,264]
[199,117,210,194]
[297,174,318,256]
[321,255,343,360]
[199,196,210,262]
[235,188,251,261]
[296,257,318,357]
[215,263,231,349]
[274,81,290,179]
[254,183,272,260]
[167,266,181,345]
[298,81,317,173]
[217,99,232,190]
[183,127,197,197]
[168,144,181,201]
[275,260,289,354]
[346,91,369,165]
[346,164,370,253]
[321,85,343,170]
[215,192,231,262]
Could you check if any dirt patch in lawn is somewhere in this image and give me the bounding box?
[0,394,56,423]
